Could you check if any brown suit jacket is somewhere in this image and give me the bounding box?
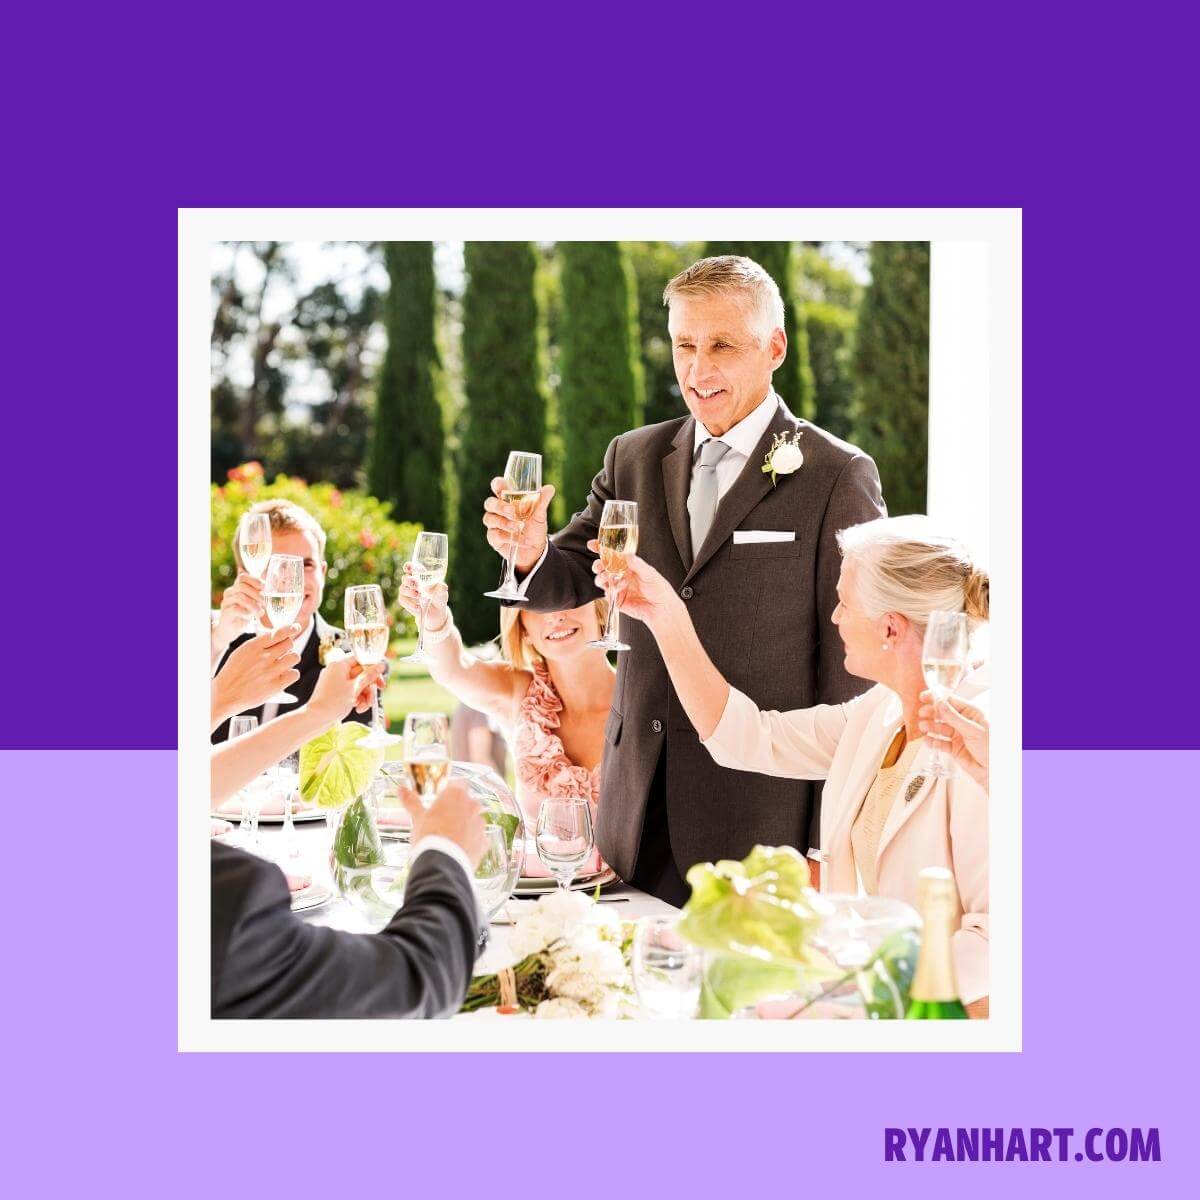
[520,398,885,881]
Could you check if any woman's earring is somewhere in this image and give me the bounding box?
[880,642,890,651]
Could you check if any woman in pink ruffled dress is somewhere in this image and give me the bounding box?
[397,565,615,877]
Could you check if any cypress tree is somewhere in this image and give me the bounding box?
[806,301,859,443]
[852,242,930,516]
[368,242,445,530]
[557,243,644,515]
[453,242,547,644]
[703,241,814,416]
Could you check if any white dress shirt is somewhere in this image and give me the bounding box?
[515,389,782,593]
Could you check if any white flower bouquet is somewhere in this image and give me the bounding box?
[462,890,636,1019]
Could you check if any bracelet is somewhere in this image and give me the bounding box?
[422,612,455,647]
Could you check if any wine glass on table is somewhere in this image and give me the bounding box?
[261,553,304,706]
[403,712,450,807]
[588,499,638,652]
[344,584,400,749]
[632,916,703,1020]
[474,825,512,918]
[228,716,258,842]
[238,512,272,581]
[399,531,449,664]
[485,451,542,602]
[535,797,594,892]
[920,610,970,779]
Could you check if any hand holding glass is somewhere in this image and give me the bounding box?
[588,499,638,652]
[261,554,303,705]
[485,451,542,602]
[400,531,449,664]
[344,584,399,748]
[921,610,970,779]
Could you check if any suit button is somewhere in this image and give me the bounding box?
[680,586,694,599]
[651,719,663,733]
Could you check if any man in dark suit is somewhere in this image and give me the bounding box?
[212,499,372,742]
[483,256,885,904]
[213,780,487,1018]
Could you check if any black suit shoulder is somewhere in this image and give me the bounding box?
[211,840,482,1019]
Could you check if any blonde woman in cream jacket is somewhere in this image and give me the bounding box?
[591,515,990,1015]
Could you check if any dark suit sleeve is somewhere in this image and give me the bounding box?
[518,436,618,613]
[213,848,484,1019]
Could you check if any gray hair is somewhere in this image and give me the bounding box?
[837,515,989,629]
[663,255,785,345]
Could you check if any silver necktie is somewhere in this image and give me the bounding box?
[687,438,731,562]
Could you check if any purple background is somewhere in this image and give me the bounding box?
[5,4,1195,1194]
[7,750,1191,1194]
[4,5,1196,750]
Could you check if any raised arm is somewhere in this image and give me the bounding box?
[397,565,527,727]
[594,551,851,778]
[483,436,620,613]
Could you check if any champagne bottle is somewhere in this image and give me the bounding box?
[905,867,969,1019]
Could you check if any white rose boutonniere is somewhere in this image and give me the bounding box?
[761,430,805,486]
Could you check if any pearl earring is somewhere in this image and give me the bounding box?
[880,642,890,651]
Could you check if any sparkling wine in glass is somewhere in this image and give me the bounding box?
[345,584,400,748]
[261,554,304,705]
[238,512,272,580]
[535,797,594,892]
[403,712,450,807]
[632,915,703,1019]
[485,451,542,602]
[588,499,638,652]
[921,610,969,780]
[400,531,449,664]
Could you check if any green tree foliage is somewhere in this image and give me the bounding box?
[556,243,644,515]
[368,243,446,531]
[852,242,930,516]
[454,242,547,643]
[796,244,864,443]
[703,242,814,417]
[627,241,703,427]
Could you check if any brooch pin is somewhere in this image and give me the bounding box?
[904,776,926,804]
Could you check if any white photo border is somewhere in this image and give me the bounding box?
[179,208,1021,1052]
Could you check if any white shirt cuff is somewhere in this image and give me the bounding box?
[512,542,550,597]
[410,835,473,881]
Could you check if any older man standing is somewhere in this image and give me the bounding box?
[484,256,885,904]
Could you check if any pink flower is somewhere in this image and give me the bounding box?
[359,528,377,549]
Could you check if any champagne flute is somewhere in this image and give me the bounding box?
[632,916,703,1019]
[921,610,970,779]
[275,750,301,861]
[238,512,272,580]
[535,797,594,892]
[588,499,638,652]
[345,584,400,748]
[228,716,258,842]
[262,553,304,705]
[484,451,542,602]
[403,712,450,806]
[400,531,449,664]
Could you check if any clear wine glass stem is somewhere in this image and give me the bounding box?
[605,588,620,642]
[372,687,383,737]
[415,598,428,655]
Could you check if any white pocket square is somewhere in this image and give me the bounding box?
[733,529,796,544]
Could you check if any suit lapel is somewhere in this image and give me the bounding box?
[684,402,798,584]
[661,418,696,573]
[876,752,938,860]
